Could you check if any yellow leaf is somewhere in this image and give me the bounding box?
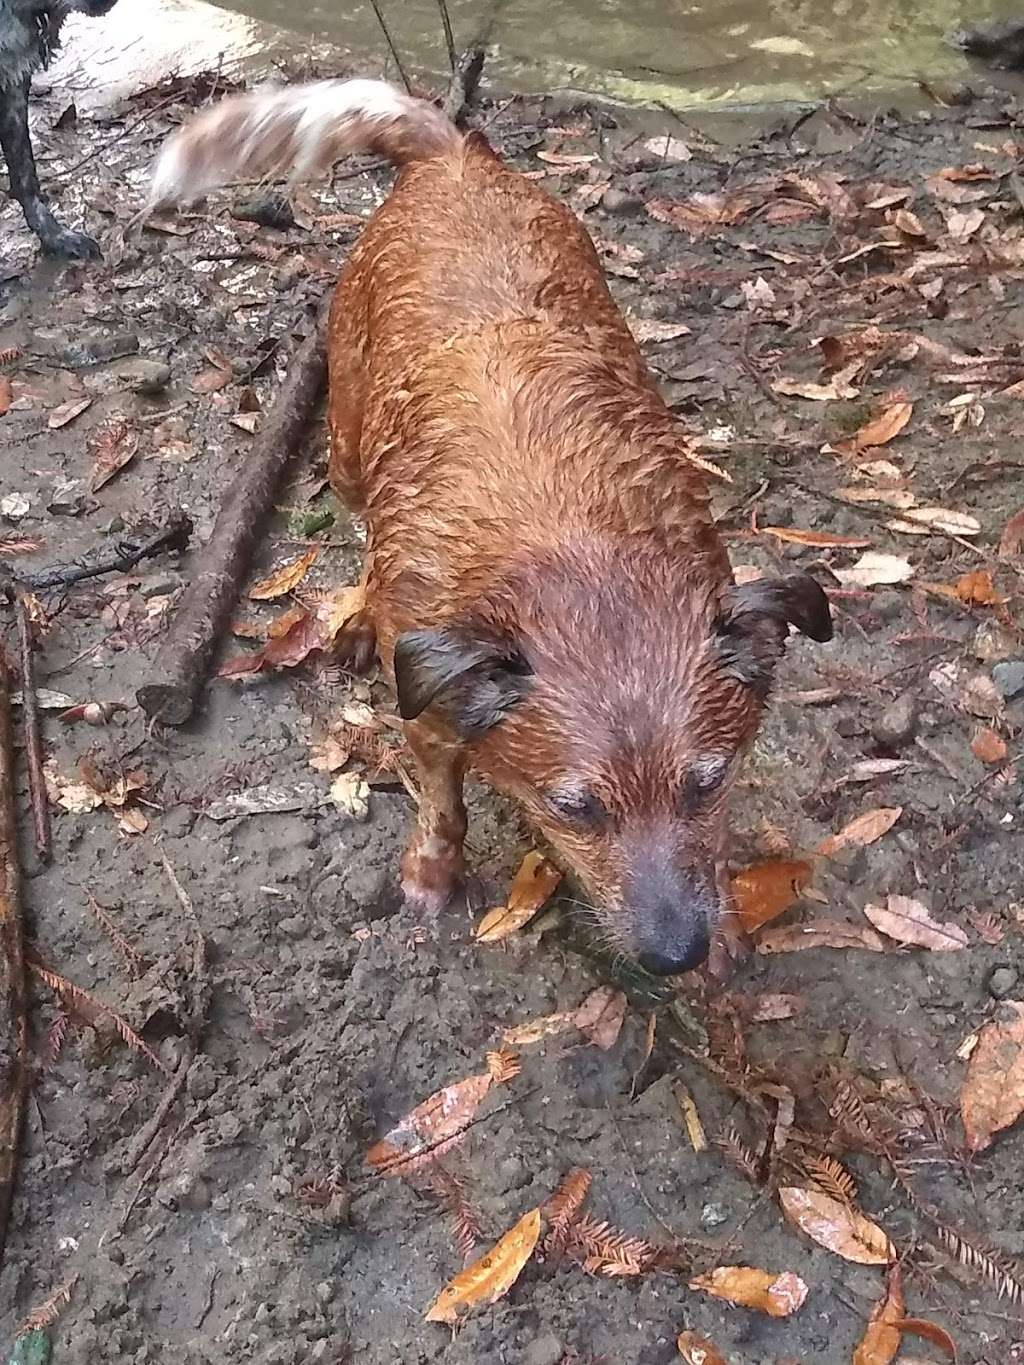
[321,583,367,640]
[475,852,561,941]
[760,526,871,548]
[424,1207,541,1323]
[731,858,813,932]
[779,1187,894,1264]
[961,1001,1024,1152]
[853,1267,904,1364]
[817,807,901,857]
[847,401,913,452]
[677,1331,728,1364]
[689,1265,808,1318]
[248,547,320,600]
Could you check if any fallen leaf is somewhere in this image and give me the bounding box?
[501,1010,578,1046]
[998,507,1024,559]
[248,547,320,600]
[888,507,981,537]
[779,1187,894,1264]
[87,418,140,492]
[961,1000,1024,1152]
[43,760,103,814]
[945,207,985,243]
[0,376,12,416]
[836,484,917,512]
[760,526,871,549]
[630,318,692,343]
[772,360,861,401]
[853,1267,904,1365]
[746,992,806,1022]
[848,758,911,781]
[897,1318,958,1360]
[689,1265,808,1319]
[329,770,370,821]
[818,807,901,857]
[673,1084,707,1152]
[643,134,692,162]
[843,401,913,453]
[756,921,887,954]
[731,858,813,932]
[192,353,234,393]
[48,396,92,429]
[677,1331,728,1364]
[475,852,562,942]
[834,553,914,588]
[218,585,365,676]
[862,896,969,950]
[230,411,260,434]
[366,1065,511,1177]
[204,783,322,819]
[972,727,1008,764]
[920,569,1005,606]
[750,33,815,56]
[573,985,627,1050]
[424,1206,541,1323]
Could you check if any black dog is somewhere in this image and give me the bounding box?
[0,0,117,257]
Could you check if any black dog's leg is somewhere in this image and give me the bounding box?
[0,77,100,259]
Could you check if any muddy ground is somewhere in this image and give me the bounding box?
[1,57,1024,1365]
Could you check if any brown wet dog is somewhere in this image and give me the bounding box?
[152,80,833,976]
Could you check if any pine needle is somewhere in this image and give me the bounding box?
[28,959,170,1075]
[86,895,143,978]
[541,1168,592,1258]
[715,1121,762,1184]
[17,1275,76,1335]
[804,1154,858,1205]
[935,1223,1024,1305]
[565,1213,664,1276]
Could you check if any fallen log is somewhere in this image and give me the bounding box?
[0,643,28,1271]
[136,306,328,726]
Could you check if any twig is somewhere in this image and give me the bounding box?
[441,46,487,126]
[435,0,457,70]
[0,644,28,1272]
[1,513,192,595]
[368,0,413,93]
[136,307,328,725]
[15,597,51,863]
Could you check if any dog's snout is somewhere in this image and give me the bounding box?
[635,911,710,976]
[626,847,717,976]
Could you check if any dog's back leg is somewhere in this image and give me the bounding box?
[0,76,100,258]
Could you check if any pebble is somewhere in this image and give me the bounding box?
[125,358,172,395]
[872,692,919,748]
[987,965,1018,999]
[974,619,1017,663]
[47,479,87,516]
[601,186,641,215]
[992,660,1024,700]
[700,1201,729,1228]
[523,1336,565,1365]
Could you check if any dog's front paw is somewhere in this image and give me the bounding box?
[40,227,101,260]
[400,836,463,915]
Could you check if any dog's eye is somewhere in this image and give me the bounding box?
[545,787,608,830]
[679,756,730,811]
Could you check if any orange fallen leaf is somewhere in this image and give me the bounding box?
[921,569,1005,607]
[960,1000,1024,1152]
[853,1266,904,1365]
[972,727,1008,764]
[760,526,871,549]
[756,921,886,954]
[843,400,913,453]
[999,507,1024,559]
[424,1206,541,1323]
[731,858,813,932]
[88,418,140,493]
[689,1265,808,1318]
[248,547,320,601]
[0,376,13,416]
[862,896,969,951]
[779,1187,894,1264]
[898,1317,958,1360]
[818,807,902,857]
[474,852,562,942]
[573,985,627,1050]
[218,585,365,676]
[677,1331,728,1364]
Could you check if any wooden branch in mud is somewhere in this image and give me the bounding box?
[0,644,28,1271]
[1,513,192,595]
[441,45,486,126]
[15,598,51,864]
[136,308,328,727]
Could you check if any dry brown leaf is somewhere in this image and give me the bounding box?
[834,553,914,588]
[898,1317,958,1360]
[501,1010,578,1046]
[779,1187,894,1264]
[424,1206,541,1323]
[218,585,365,677]
[731,858,813,933]
[772,360,861,401]
[853,1267,904,1365]
[0,375,12,416]
[818,807,902,857]
[689,1265,808,1319]
[474,852,562,942]
[677,1331,728,1364]
[998,507,1024,559]
[192,356,233,393]
[366,1068,504,1177]
[746,992,806,1022]
[862,896,968,951]
[760,526,871,549]
[920,569,1005,607]
[674,1084,707,1152]
[888,507,981,537]
[248,547,320,601]
[48,396,92,429]
[836,484,916,512]
[87,419,140,493]
[961,1001,1024,1152]
[756,921,887,954]
[972,727,1008,764]
[573,985,627,1050]
[844,401,913,453]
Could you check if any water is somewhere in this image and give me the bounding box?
[54,0,1024,114]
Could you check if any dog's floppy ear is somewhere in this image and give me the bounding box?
[394,625,532,737]
[714,573,832,696]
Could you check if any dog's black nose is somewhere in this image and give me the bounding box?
[636,922,710,977]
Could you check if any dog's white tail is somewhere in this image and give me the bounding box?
[150,79,462,206]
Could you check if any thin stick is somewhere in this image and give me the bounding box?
[0,644,28,1271]
[1,513,192,595]
[136,308,328,726]
[435,0,458,71]
[368,0,413,93]
[15,598,51,863]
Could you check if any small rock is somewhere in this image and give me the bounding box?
[700,1201,729,1229]
[872,692,919,748]
[231,192,296,230]
[170,1171,212,1212]
[987,965,1018,999]
[974,620,1017,663]
[992,661,1024,700]
[125,358,172,396]
[523,1335,565,1365]
[63,331,139,367]
[601,186,641,215]
[0,492,30,520]
[47,479,87,516]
